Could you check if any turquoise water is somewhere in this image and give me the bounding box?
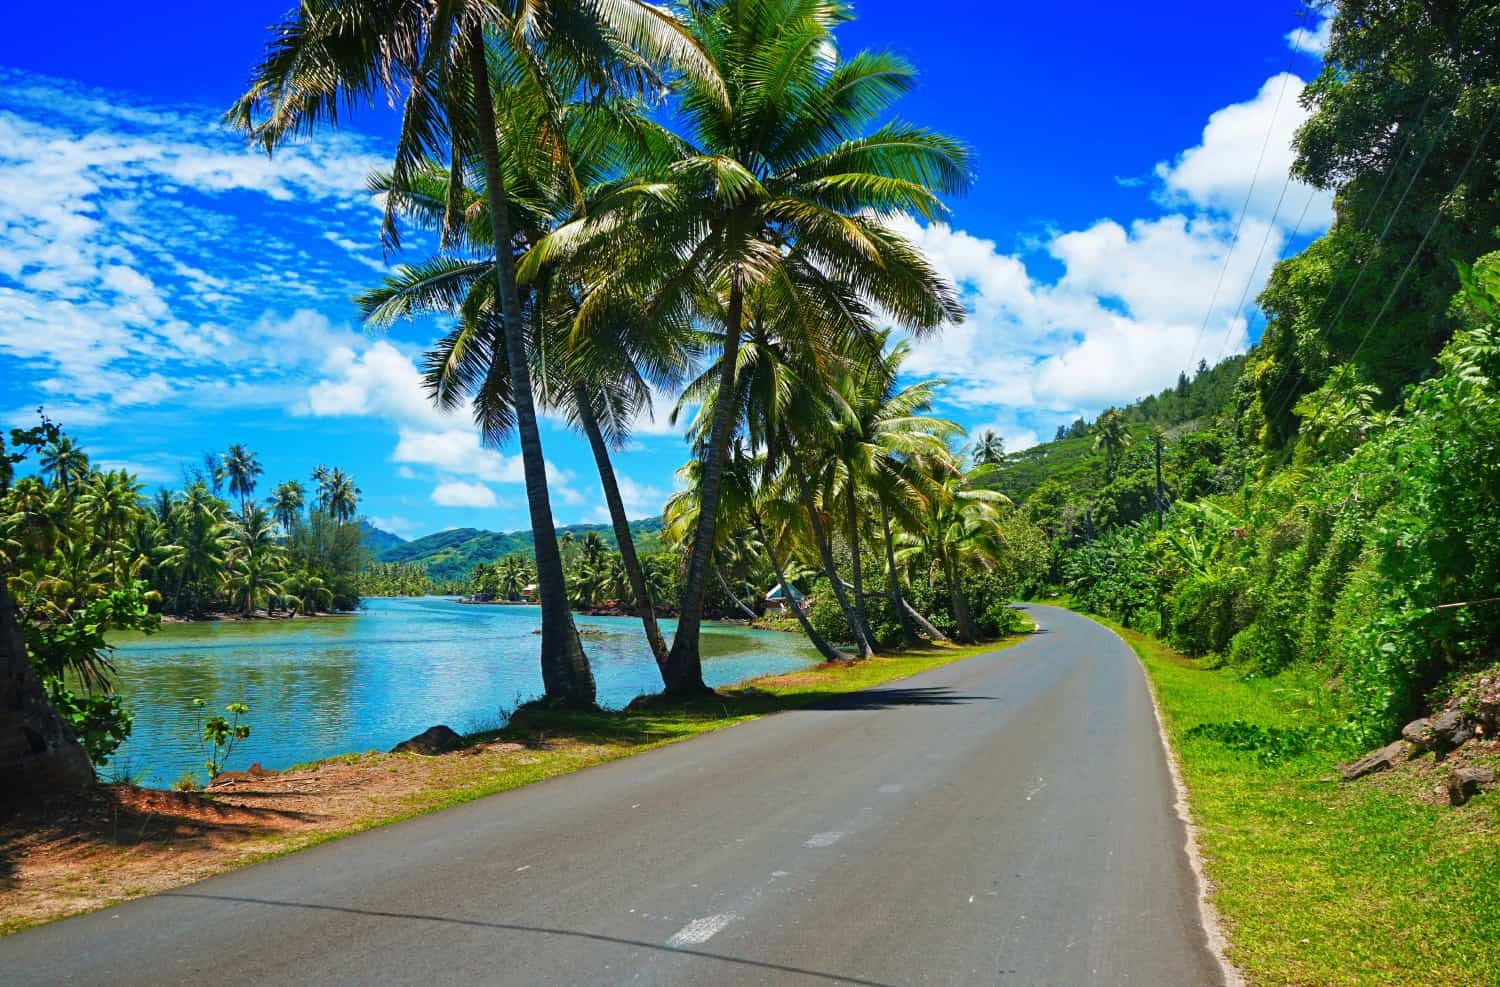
[104,597,820,787]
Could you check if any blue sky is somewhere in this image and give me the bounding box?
[0,2,1334,539]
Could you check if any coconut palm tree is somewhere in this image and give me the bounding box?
[529,0,969,690]
[972,429,1006,468]
[1093,409,1133,482]
[216,444,263,515]
[899,463,1011,643]
[229,0,715,709]
[324,469,360,527]
[39,437,89,495]
[227,506,287,616]
[268,480,305,534]
[159,482,235,616]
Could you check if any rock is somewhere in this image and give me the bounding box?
[1338,740,1407,781]
[1401,717,1434,748]
[1447,765,1496,807]
[1431,709,1475,750]
[390,725,465,756]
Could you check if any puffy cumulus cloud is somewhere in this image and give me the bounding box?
[1154,74,1334,230]
[369,514,422,537]
[0,69,388,425]
[895,65,1334,443]
[1287,7,1335,55]
[431,480,499,509]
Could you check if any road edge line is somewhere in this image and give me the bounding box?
[1089,614,1246,987]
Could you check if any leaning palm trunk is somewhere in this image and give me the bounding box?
[791,457,874,658]
[469,34,594,705]
[878,499,921,648]
[713,562,758,621]
[1,582,94,794]
[664,280,745,695]
[751,513,850,662]
[844,491,877,652]
[572,383,669,668]
[943,549,979,643]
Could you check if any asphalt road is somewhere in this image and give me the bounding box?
[1,604,1225,986]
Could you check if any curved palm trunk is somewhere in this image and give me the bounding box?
[878,498,921,648]
[943,549,979,644]
[572,383,669,669]
[1,582,94,794]
[663,279,744,696]
[844,490,876,652]
[470,35,594,706]
[713,561,758,621]
[791,457,874,658]
[751,513,849,662]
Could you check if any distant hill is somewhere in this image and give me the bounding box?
[358,520,407,555]
[368,517,665,583]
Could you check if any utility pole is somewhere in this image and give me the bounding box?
[1153,431,1165,530]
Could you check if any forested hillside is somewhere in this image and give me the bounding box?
[1033,0,1500,746]
[371,518,665,583]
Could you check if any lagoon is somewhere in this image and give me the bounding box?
[105,596,820,787]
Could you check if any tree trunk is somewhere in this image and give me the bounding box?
[903,598,949,643]
[469,33,594,706]
[663,277,744,696]
[844,488,876,652]
[879,498,921,648]
[572,382,669,670]
[791,456,874,658]
[945,550,978,644]
[713,561,758,621]
[1,582,94,797]
[752,513,849,662]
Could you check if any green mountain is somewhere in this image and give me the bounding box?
[368,517,665,583]
[358,520,407,555]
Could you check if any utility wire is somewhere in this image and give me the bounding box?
[1302,96,1500,429]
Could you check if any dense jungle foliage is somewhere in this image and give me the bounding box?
[1020,0,1500,744]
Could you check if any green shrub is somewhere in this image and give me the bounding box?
[1168,569,1246,657]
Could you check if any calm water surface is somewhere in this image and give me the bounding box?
[106,596,820,787]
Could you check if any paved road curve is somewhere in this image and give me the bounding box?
[2,605,1224,986]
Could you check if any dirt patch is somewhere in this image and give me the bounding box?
[0,741,558,935]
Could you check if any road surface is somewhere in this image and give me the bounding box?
[1,604,1224,986]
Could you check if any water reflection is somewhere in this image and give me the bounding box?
[105,597,820,786]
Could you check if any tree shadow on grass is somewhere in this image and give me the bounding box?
[161,891,903,986]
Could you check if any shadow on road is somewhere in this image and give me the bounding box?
[161,892,902,986]
[805,685,997,711]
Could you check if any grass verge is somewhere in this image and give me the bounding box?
[1,620,1031,937]
[1086,615,1500,987]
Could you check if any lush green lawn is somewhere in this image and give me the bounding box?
[1093,617,1500,987]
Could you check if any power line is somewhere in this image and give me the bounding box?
[1181,4,1309,375]
[1260,88,1446,426]
[1302,96,1500,429]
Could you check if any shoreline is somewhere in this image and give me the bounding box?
[158,609,355,625]
[1,623,1035,936]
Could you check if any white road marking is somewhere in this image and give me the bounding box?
[878,783,903,793]
[803,831,845,848]
[1024,778,1047,801]
[514,865,530,872]
[666,913,736,947]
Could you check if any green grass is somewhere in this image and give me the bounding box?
[1089,616,1500,987]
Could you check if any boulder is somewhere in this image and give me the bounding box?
[1338,740,1407,781]
[1447,765,1496,807]
[1430,709,1475,750]
[1400,717,1434,749]
[391,725,465,756]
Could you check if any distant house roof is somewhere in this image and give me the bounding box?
[764,583,804,601]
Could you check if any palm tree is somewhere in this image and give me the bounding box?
[1093,409,1133,481]
[901,462,1011,644]
[311,465,332,510]
[831,337,960,649]
[268,480,305,534]
[230,0,714,709]
[972,429,1005,468]
[216,444,263,515]
[227,506,287,616]
[324,469,360,527]
[159,482,234,616]
[531,0,969,691]
[39,437,89,495]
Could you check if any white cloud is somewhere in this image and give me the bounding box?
[1155,73,1334,231]
[431,480,499,508]
[369,514,422,537]
[1287,7,1335,55]
[894,69,1336,444]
